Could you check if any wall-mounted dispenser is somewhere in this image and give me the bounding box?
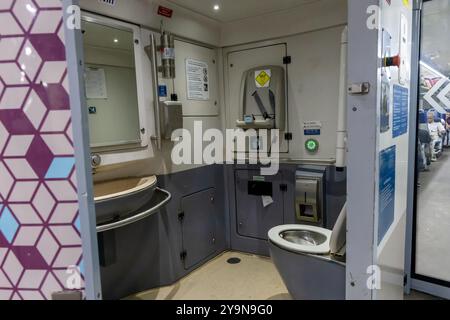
[295,171,324,225]
[145,28,182,149]
[236,66,286,131]
[160,101,183,140]
[160,31,176,79]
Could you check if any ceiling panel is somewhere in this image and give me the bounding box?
[166,0,320,22]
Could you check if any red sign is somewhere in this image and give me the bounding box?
[158,6,173,18]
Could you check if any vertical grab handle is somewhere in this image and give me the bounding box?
[149,34,162,150]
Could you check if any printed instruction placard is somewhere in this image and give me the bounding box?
[85,67,108,99]
[378,145,396,245]
[392,85,409,138]
[186,59,210,101]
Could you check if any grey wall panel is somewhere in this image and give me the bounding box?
[99,165,228,299]
[99,212,175,300]
[235,170,285,240]
[324,167,348,230]
[99,164,345,299]
[228,164,346,257]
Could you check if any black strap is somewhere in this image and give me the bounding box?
[252,90,276,120]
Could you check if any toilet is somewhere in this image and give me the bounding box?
[268,205,347,300]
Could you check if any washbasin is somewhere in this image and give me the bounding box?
[94,176,157,225]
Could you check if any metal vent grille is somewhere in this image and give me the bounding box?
[98,0,116,6]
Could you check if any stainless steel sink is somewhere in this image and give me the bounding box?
[94,176,158,225]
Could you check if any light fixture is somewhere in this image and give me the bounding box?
[213,4,220,11]
[114,38,119,43]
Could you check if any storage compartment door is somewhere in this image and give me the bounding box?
[235,170,284,240]
[181,188,217,269]
[174,40,219,116]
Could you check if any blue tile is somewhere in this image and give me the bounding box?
[78,259,85,276]
[45,157,75,179]
[74,217,81,232]
[0,207,19,244]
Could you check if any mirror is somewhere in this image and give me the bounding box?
[82,17,144,152]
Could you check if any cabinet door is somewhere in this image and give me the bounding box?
[174,40,219,117]
[181,188,217,270]
[235,170,284,240]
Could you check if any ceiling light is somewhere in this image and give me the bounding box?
[213,4,220,11]
[114,38,119,43]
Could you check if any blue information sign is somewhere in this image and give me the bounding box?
[392,85,409,138]
[378,145,396,244]
[158,85,168,97]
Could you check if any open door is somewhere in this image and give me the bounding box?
[346,0,416,300]
[406,0,450,299]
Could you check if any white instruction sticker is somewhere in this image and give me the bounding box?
[262,196,274,208]
[85,67,107,99]
[186,59,210,101]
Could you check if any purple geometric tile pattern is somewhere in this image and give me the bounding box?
[0,0,84,300]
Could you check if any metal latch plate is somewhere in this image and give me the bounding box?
[348,82,370,95]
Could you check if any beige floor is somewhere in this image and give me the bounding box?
[127,251,291,300]
[416,150,450,283]
[125,250,441,300]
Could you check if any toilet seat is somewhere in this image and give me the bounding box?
[268,225,332,255]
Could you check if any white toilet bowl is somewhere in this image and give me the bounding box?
[268,205,347,300]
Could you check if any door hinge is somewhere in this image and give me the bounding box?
[283,56,292,64]
[280,184,288,192]
[180,251,187,261]
[178,212,185,223]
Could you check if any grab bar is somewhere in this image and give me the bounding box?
[96,187,171,233]
[144,34,162,150]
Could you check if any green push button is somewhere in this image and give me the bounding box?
[305,139,319,153]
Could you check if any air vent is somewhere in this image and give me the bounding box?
[98,0,116,6]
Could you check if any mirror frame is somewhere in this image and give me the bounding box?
[81,12,149,152]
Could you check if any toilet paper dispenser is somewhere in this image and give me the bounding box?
[248,180,273,197]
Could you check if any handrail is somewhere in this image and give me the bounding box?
[96,187,171,233]
[144,34,162,150]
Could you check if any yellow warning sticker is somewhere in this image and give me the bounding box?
[255,70,271,88]
[402,0,410,7]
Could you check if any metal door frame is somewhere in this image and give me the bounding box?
[63,0,102,300]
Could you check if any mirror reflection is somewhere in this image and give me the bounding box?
[82,19,142,152]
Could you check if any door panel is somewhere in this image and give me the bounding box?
[235,170,284,240]
[174,40,219,117]
[411,0,450,297]
[181,188,217,270]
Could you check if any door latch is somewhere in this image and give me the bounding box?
[348,82,370,95]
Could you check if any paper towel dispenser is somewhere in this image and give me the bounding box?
[160,101,183,140]
[236,66,286,131]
